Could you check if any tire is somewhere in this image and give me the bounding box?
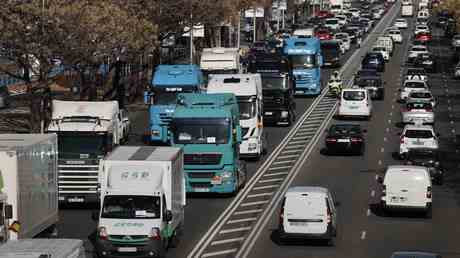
[425,206,432,219]
[327,237,335,246]
[169,225,182,248]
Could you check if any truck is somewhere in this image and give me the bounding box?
[283,37,323,96]
[170,93,247,194]
[93,146,185,258]
[207,74,265,159]
[144,65,204,145]
[401,3,414,17]
[329,0,344,14]
[375,36,394,57]
[0,239,86,258]
[0,134,58,242]
[200,48,240,81]
[247,52,296,126]
[47,100,122,205]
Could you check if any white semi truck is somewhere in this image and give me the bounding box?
[0,239,86,258]
[93,146,185,258]
[0,134,58,242]
[200,48,241,82]
[47,100,125,205]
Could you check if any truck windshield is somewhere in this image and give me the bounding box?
[173,118,230,144]
[101,195,161,219]
[237,96,257,120]
[56,133,107,159]
[153,87,196,105]
[262,76,288,90]
[290,54,317,69]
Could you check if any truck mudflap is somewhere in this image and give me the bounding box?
[94,238,166,258]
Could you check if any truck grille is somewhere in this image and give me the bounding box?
[190,182,213,188]
[109,235,149,242]
[188,172,215,179]
[159,113,172,126]
[184,153,222,165]
[58,163,99,194]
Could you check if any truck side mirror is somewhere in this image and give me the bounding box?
[144,91,154,105]
[164,210,173,222]
[91,211,99,221]
[4,205,12,219]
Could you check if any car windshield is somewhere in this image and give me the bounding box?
[153,87,196,105]
[405,82,425,88]
[101,195,161,219]
[407,69,426,75]
[343,91,365,101]
[410,92,432,98]
[412,47,426,52]
[262,76,288,90]
[373,47,386,52]
[237,96,257,120]
[329,124,361,135]
[290,54,317,69]
[404,129,433,138]
[173,118,230,144]
[326,20,338,24]
[390,31,400,34]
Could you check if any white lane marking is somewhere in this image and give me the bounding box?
[386,128,390,133]
[383,137,387,142]
[210,238,244,246]
[389,112,393,116]
[367,209,371,216]
[273,160,295,165]
[380,147,384,153]
[392,105,394,109]
[253,185,279,191]
[219,227,251,234]
[375,175,379,180]
[268,166,291,171]
[388,119,392,124]
[361,231,367,240]
[258,178,284,184]
[227,218,257,224]
[202,249,238,257]
[241,200,269,207]
[452,129,456,134]
[263,172,289,177]
[371,190,375,197]
[281,149,302,154]
[234,209,263,215]
[378,160,382,166]
[451,121,454,124]
[277,154,300,159]
[247,192,274,198]
[288,140,309,145]
[292,136,310,141]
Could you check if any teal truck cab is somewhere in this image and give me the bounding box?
[144,65,204,144]
[170,93,247,194]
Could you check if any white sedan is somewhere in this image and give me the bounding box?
[408,45,429,62]
[394,18,408,29]
[400,79,429,101]
[387,29,403,43]
[399,124,439,155]
[414,25,430,35]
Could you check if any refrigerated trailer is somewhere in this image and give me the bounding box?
[0,239,86,258]
[0,134,58,242]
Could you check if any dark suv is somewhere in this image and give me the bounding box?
[361,52,385,72]
[405,148,444,185]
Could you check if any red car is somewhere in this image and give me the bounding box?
[315,29,333,40]
[416,32,432,42]
[315,10,333,19]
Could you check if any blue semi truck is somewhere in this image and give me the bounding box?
[283,37,323,96]
[144,65,204,144]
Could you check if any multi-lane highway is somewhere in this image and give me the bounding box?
[57,2,460,258]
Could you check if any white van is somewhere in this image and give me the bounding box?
[207,74,264,159]
[279,187,337,245]
[378,165,432,217]
[338,87,372,120]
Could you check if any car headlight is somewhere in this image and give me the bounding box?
[281,111,289,118]
[221,171,233,179]
[151,130,160,136]
[434,161,440,167]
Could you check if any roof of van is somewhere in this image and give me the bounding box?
[285,186,328,197]
[386,165,429,176]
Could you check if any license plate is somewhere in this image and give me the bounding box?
[118,247,137,252]
[413,141,424,145]
[349,106,359,109]
[338,139,350,143]
[290,222,308,226]
[211,178,222,185]
[265,112,273,115]
[194,188,210,192]
[296,90,304,94]
[325,62,331,65]
[67,197,84,203]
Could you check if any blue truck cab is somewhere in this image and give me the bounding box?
[283,37,323,96]
[170,93,247,194]
[144,65,203,144]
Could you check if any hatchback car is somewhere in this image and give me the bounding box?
[378,165,433,217]
[408,45,429,63]
[415,32,432,43]
[394,18,408,29]
[334,33,351,51]
[405,148,444,185]
[324,124,366,155]
[279,187,337,245]
[399,124,439,155]
[338,87,372,119]
[315,28,333,40]
[361,52,385,72]
[401,101,434,125]
[407,90,435,107]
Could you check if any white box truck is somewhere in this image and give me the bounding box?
[47,100,123,205]
[200,48,240,82]
[0,134,58,242]
[329,0,344,14]
[401,4,414,17]
[93,146,185,258]
[0,239,86,258]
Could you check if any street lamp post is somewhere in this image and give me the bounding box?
[190,0,194,64]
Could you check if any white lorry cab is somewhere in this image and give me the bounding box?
[207,74,265,159]
[94,146,185,258]
[47,100,122,205]
[0,134,59,242]
[200,48,240,82]
[378,165,432,217]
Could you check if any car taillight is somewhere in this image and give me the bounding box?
[279,207,284,225]
[426,186,432,198]
[401,108,408,112]
[98,227,108,240]
[400,136,405,144]
[382,185,386,197]
[326,138,337,142]
[351,138,362,142]
[406,161,413,165]
[425,108,432,112]
[149,227,161,240]
[327,213,332,224]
